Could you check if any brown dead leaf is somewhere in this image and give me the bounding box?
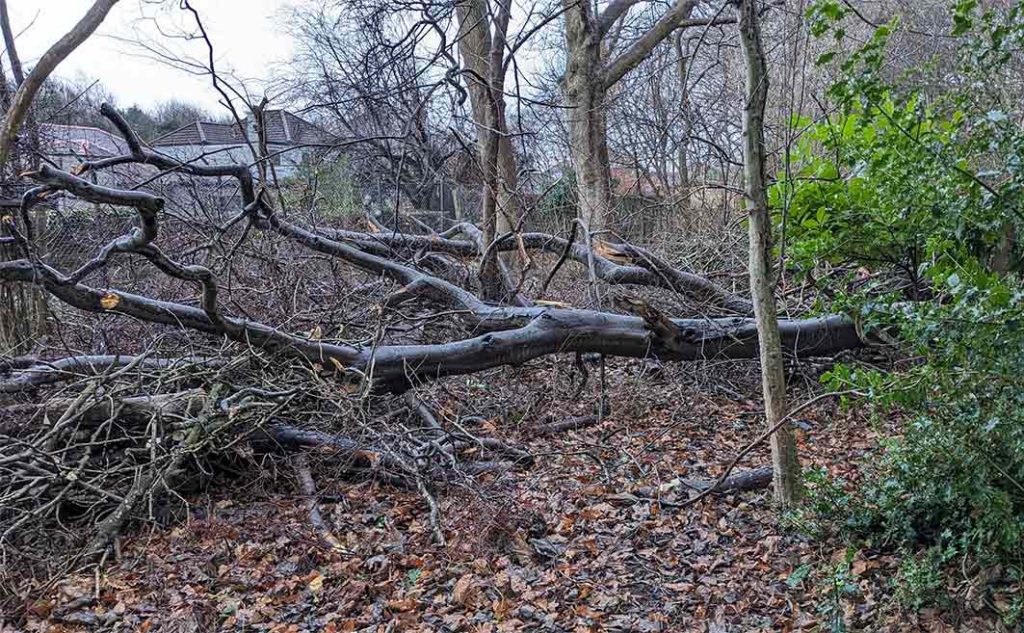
[452,573,477,607]
[307,572,324,595]
[387,597,418,612]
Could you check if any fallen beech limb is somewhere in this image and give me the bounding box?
[681,466,773,492]
[257,425,375,467]
[291,452,352,555]
[260,424,527,477]
[0,355,216,393]
[606,467,773,506]
[0,389,208,428]
[447,435,534,466]
[0,105,866,395]
[0,259,862,393]
[323,223,752,315]
[639,466,773,498]
[76,106,750,314]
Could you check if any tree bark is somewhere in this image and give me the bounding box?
[563,0,615,235]
[0,0,25,87]
[561,0,704,234]
[737,0,801,508]
[0,104,864,396]
[454,0,518,299]
[674,31,692,210]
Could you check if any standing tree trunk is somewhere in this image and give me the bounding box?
[736,0,801,507]
[673,31,692,214]
[563,0,614,235]
[454,0,518,300]
[561,0,703,236]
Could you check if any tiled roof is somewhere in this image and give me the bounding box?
[150,120,245,146]
[151,110,335,147]
[38,124,129,157]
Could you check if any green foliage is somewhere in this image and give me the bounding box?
[894,548,948,610]
[285,155,362,221]
[789,1,1024,618]
[535,169,578,228]
[772,98,995,296]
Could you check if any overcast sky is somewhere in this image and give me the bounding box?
[6,0,297,113]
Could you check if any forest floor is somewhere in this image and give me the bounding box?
[10,358,1009,632]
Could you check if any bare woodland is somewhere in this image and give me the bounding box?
[0,0,1019,630]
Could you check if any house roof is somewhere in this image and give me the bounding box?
[38,123,129,158]
[150,110,336,148]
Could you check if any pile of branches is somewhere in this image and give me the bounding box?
[0,348,540,609]
[0,104,868,608]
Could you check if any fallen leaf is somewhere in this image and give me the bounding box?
[452,573,477,607]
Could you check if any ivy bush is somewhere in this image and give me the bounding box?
[781,0,1024,617]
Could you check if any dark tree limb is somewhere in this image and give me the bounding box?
[0,355,214,393]
[1,106,864,396]
[291,452,352,554]
[324,223,752,315]
[0,256,861,393]
[532,414,602,436]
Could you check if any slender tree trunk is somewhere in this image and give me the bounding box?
[455,0,518,299]
[0,0,120,170]
[737,0,801,507]
[0,0,25,86]
[674,31,692,214]
[563,1,614,235]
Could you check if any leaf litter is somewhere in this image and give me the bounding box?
[10,358,1006,632]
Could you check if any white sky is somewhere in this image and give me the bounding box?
[6,0,297,113]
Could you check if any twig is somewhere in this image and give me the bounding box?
[666,389,863,510]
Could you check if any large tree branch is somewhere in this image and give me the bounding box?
[597,0,645,37]
[0,105,861,394]
[322,224,752,315]
[602,0,697,89]
[602,2,737,90]
[0,0,25,86]
[0,258,861,392]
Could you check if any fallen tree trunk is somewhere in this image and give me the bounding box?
[532,414,602,436]
[1,389,207,424]
[0,259,861,391]
[608,467,774,506]
[325,224,752,314]
[0,355,216,393]
[0,104,866,395]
